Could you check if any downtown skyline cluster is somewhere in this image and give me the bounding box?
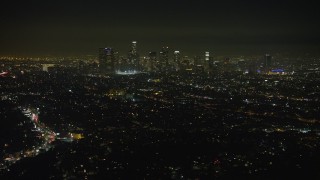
[98,41,275,74]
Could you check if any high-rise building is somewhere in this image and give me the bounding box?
[181,56,192,71]
[262,53,272,73]
[204,51,210,72]
[264,54,272,68]
[148,51,157,71]
[99,47,115,73]
[193,55,204,73]
[128,41,139,70]
[205,52,210,61]
[159,47,169,71]
[131,41,137,54]
[208,56,215,74]
[173,51,181,70]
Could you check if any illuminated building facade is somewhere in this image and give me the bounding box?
[99,47,115,73]
[128,41,139,70]
[264,54,272,72]
[173,51,181,71]
[204,51,210,72]
[205,52,210,61]
[159,46,169,71]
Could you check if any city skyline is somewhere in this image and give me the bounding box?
[1,0,320,56]
[1,1,320,178]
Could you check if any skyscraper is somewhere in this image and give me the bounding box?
[173,51,181,70]
[264,54,272,68]
[204,51,210,72]
[264,54,272,72]
[159,46,169,71]
[205,52,210,61]
[131,41,137,54]
[148,51,157,72]
[193,55,204,73]
[99,47,115,73]
[128,41,139,70]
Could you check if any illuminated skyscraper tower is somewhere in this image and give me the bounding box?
[264,54,272,69]
[173,51,181,70]
[99,47,115,73]
[193,55,204,73]
[205,52,210,61]
[262,53,272,73]
[128,41,139,70]
[159,46,169,71]
[204,51,210,72]
[131,41,137,55]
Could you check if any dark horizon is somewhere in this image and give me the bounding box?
[1,0,320,57]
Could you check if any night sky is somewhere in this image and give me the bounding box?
[0,0,319,57]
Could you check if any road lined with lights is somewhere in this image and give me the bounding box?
[0,106,56,172]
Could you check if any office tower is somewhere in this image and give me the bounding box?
[208,56,215,74]
[205,52,210,61]
[193,55,204,73]
[264,54,272,68]
[173,51,181,70]
[99,47,115,73]
[148,51,157,72]
[181,56,192,71]
[128,41,139,70]
[131,41,137,54]
[159,46,169,71]
[204,51,210,72]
